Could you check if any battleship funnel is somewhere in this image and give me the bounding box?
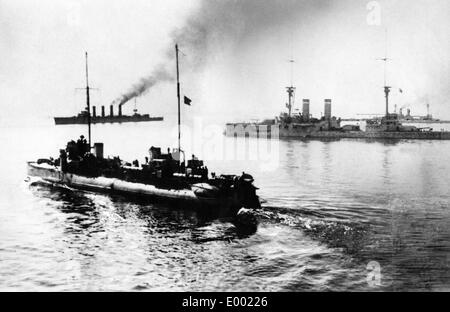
[302,99,310,120]
[324,99,332,120]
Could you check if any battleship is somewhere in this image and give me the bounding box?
[343,104,450,124]
[225,91,450,140]
[226,53,450,140]
[29,49,261,230]
[396,105,448,124]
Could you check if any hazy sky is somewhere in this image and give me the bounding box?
[0,0,449,126]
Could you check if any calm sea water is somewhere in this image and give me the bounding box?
[1,121,450,291]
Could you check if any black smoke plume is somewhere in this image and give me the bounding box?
[112,65,174,107]
[113,0,332,106]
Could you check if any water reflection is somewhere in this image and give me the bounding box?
[30,182,252,243]
[30,183,101,234]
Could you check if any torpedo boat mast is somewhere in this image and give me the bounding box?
[176,44,181,156]
[85,52,92,149]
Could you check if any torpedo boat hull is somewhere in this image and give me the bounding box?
[26,162,255,219]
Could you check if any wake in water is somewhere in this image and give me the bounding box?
[257,204,373,255]
[26,178,372,253]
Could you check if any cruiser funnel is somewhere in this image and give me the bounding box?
[110,105,114,117]
[101,106,105,117]
[92,106,96,118]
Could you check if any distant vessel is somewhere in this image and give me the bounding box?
[54,63,163,125]
[225,91,450,140]
[344,104,449,124]
[397,105,448,124]
[54,106,163,125]
[225,84,450,140]
[225,37,450,140]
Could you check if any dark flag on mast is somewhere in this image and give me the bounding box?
[184,96,192,106]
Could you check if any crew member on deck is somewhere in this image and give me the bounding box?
[77,135,88,156]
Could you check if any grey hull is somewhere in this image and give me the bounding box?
[26,162,242,216]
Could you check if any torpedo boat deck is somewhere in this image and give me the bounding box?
[27,137,261,228]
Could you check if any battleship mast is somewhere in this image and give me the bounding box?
[286,59,296,118]
[377,29,391,118]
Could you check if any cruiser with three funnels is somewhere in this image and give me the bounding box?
[27,48,261,231]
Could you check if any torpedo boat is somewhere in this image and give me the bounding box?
[27,47,261,230]
[26,142,261,228]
